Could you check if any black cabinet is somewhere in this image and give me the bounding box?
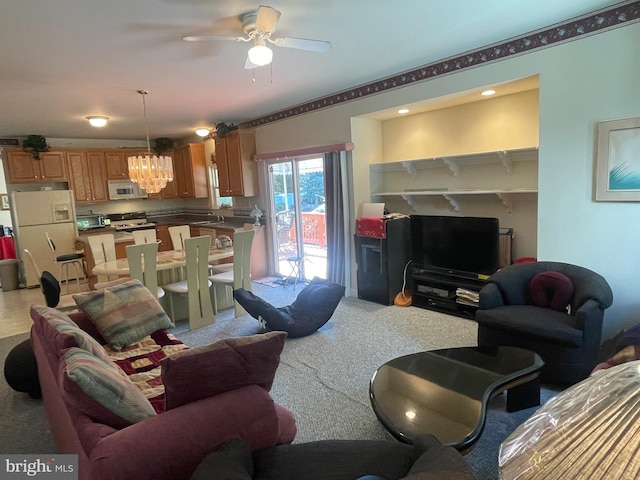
[411,271,486,318]
[355,218,411,305]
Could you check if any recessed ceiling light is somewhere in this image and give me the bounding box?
[481,90,496,96]
[397,108,410,114]
[86,116,109,127]
[195,128,211,137]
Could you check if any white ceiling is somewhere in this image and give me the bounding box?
[0,0,621,142]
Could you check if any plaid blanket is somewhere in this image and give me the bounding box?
[103,329,189,413]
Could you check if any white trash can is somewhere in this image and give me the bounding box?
[0,259,19,291]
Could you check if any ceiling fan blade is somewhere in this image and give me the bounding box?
[255,5,281,32]
[272,37,332,53]
[182,35,248,42]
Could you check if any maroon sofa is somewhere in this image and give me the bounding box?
[30,306,296,480]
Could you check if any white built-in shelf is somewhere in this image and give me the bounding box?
[369,147,538,177]
[370,147,539,212]
[371,189,537,212]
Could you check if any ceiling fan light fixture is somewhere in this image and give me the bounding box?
[195,128,210,137]
[86,116,109,127]
[248,37,273,66]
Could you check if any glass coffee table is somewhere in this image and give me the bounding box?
[369,346,543,452]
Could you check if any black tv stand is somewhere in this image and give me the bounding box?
[411,270,487,319]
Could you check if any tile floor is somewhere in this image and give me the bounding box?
[0,281,88,339]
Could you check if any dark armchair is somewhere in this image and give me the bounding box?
[475,261,613,385]
[191,435,476,480]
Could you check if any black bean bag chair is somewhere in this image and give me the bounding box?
[4,339,41,399]
[233,277,345,338]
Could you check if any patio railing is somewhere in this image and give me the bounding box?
[290,212,326,248]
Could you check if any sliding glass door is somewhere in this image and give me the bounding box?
[268,157,327,281]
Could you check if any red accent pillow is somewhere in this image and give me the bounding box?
[529,271,574,311]
[161,331,286,410]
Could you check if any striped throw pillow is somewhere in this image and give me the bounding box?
[73,279,173,351]
[61,347,156,428]
[32,305,111,362]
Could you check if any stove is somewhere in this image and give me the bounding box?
[108,212,156,232]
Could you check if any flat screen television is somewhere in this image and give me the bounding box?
[410,215,500,279]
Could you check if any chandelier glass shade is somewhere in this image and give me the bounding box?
[127,154,174,194]
[127,90,174,194]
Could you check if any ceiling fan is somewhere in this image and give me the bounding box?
[182,5,331,69]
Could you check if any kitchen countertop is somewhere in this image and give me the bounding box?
[76,216,262,242]
[149,215,261,231]
[76,231,134,243]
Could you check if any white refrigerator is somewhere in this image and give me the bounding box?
[11,190,79,287]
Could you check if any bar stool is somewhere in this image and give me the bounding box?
[45,232,85,294]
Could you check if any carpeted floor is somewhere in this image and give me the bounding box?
[0,331,54,455]
[252,276,285,288]
[0,283,560,479]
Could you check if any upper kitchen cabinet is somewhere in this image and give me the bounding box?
[5,148,68,183]
[173,143,208,198]
[105,151,130,179]
[214,129,258,197]
[67,151,109,204]
[104,149,147,180]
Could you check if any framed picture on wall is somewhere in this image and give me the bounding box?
[0,194,8,210]
[596,116,640,201]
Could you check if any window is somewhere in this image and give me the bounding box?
[208,165,233,209]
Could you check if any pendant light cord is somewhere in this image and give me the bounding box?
[137,89,152,153]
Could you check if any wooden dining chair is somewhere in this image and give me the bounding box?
[163,236,215,330]
[209,229,254,317]
[168,225,191,250]
[126,242,165,300]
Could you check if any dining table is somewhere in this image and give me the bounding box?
[91,247,234,279]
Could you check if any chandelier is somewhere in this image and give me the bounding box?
[127,90,174,194]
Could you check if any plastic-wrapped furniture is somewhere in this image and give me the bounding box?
[476,261,613,385]
[500,360,640,479]
[191,435,476,480]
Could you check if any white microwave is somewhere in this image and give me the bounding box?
[108,180,148,200]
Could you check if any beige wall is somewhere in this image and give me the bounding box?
[381,90,539,161]
[254,23,640,340]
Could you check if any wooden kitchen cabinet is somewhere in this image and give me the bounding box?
[160,175,180,198]
[156,225,172,252]
[105,151,130,179]
[214,129,258,197]
[174,143,208,198]
[114,240,135,259]
[67,151,109,204]
[5,149,68,183]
